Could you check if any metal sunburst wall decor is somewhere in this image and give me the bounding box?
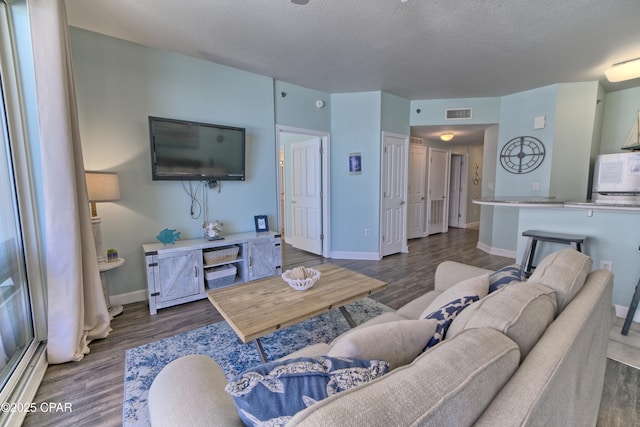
[499,136,546,174]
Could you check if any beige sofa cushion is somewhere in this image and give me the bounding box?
[328,319,438,370]
[419,274,490,319]
[528,249,592,315]
[448,283,557,359]
[289,328,520,427]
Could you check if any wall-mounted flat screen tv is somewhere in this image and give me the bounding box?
[149,116,246,181]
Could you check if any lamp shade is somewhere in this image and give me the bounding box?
[86,171,120,202]
[605,58,640,83]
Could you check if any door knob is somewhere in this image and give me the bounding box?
[400,200,405,205]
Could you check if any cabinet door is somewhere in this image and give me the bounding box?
[155,250,201,303]
[248,239,281,281]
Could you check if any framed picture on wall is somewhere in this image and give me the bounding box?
[349,152,362,175]
[254,215,269,232]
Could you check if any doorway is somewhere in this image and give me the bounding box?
[426,147,449,235]
[276,126,330,258]
[407,143,427,239]
[380,132,409,256]
[448,153,468,228]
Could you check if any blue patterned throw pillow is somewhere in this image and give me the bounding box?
[489,264,524,293]
[422,296,479,349]
[225,356,390,427]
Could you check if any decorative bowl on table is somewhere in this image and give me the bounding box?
[281,266,320,291]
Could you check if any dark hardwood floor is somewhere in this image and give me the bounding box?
[22,228,639,426]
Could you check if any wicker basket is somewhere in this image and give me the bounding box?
[281,267,320,291]
[203,246,239,265]
[205,265,237,290]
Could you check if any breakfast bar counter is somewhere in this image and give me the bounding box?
[474,197,640,212]
[473,197,640,324]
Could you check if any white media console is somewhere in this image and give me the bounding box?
[143,231,282,314]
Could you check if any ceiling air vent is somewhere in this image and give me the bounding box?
[445,108,472,120]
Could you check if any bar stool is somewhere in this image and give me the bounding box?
[621,245,640,336]
[519,230,587,278]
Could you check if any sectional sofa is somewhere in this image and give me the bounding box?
[148,249,613,426]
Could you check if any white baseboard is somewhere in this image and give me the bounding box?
[465,221,480,230]
[110,289,147,306]
[614,303,640,323]
[330,251,381,261]
[476,241,517,260]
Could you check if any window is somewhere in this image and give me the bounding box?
[0,2,47,425]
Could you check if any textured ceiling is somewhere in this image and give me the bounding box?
[65,0,640,143]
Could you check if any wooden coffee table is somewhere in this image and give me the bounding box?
[207,263,387,362]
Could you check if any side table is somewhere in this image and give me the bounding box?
[98,257,125,317]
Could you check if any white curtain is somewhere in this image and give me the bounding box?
[28,0,111,364]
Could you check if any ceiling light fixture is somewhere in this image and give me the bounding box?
[291,0,310,5]
[605,57,640,82]
[440,132,454,142]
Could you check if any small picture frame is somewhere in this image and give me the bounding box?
[254,215,269,232]
[349,152,362,175]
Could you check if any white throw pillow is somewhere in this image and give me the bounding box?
[328,319,438,370]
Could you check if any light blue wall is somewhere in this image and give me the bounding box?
[550,82,601,200]
[330,92,382,255]
[381,92,410,135]
[495,85,557,198]
[600,87,640,154]
[275,81,331,132]
[70,28,277,296]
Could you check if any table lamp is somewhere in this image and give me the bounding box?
[85,171,120,263]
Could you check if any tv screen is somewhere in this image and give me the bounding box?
[149,116,246,181]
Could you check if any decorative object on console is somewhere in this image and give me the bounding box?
[156,228,181,245]
[281,266,320,291]
[85,171,120,263]
[204,220,224,240]
[254,215,269,232]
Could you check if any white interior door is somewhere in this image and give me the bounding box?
[407,144,427,239]
[448,154,468,228]
[427,148,449,235]
[381,132,409,257]
[287,138,323,255]
[448,154,462,227]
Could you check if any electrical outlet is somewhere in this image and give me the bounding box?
[600,260,612,271]
[532,182,540,190]
[364,228,371,237]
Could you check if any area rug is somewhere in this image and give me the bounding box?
[123,298,392,427]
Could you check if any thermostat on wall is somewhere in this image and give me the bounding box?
[534,115,546,129]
